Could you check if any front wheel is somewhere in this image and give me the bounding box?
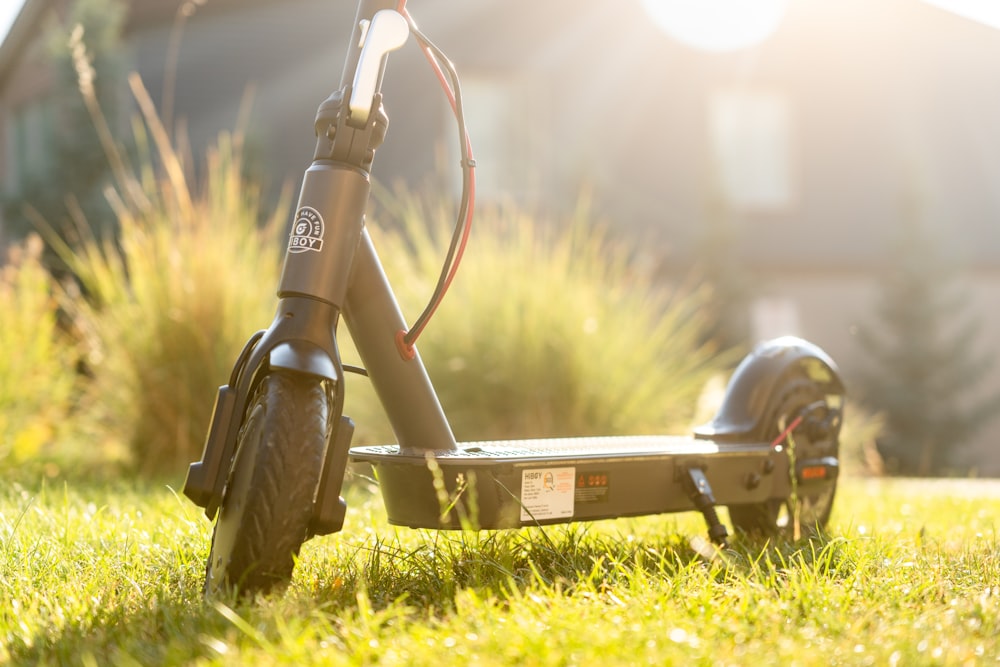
[204,370,332,598]
[728,376,841,539]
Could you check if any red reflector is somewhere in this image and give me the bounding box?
[800,466,827,480]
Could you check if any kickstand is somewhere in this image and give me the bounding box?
[683,467,729,548]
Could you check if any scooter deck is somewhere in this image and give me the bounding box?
[349,435,788,530]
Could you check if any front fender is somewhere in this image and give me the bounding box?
[184,297,343,518]
[694,336,844,442]
[268,340,340,382]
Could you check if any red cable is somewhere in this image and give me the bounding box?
[394,5,476,358]
[771,415,804,449]
[404,166,475,346]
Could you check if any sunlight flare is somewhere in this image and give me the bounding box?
[639,0,788,52]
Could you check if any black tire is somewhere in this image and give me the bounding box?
[728,376,840,539]
[204,370,331,598]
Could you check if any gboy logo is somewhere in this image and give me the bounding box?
[288,207,324,253]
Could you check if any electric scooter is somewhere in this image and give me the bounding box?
[182,0,844,597]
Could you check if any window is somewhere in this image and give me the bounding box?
[708,89,793,209]
[4,98,54,193]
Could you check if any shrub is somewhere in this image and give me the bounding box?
[345,191,728,443]
[0,235,78,466]
[50,76,285,476]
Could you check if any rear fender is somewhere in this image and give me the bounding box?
[694,336,845,443]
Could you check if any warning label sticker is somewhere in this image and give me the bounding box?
[520,467,575,522]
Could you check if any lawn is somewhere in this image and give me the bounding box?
[1,473,997,665]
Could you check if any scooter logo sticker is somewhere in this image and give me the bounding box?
[288,207,324,253]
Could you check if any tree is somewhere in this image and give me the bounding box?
[857,205,1000,476]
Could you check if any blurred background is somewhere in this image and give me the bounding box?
[0,0,998,478]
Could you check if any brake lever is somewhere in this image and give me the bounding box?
[349,9,409,127]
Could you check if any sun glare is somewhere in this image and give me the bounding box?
[922,0,1000,29]
[639,0,789,53]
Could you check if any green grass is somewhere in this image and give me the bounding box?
[2,475,998,665]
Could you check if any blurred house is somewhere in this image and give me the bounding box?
[2,0,999,470]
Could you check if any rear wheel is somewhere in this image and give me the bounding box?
[204,370,332,598]
[728,376,841,539]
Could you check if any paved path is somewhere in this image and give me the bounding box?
[855,477,1000,498]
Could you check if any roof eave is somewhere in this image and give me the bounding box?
[0,0,53,90]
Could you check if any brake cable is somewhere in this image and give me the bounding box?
[392,0,477,359]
